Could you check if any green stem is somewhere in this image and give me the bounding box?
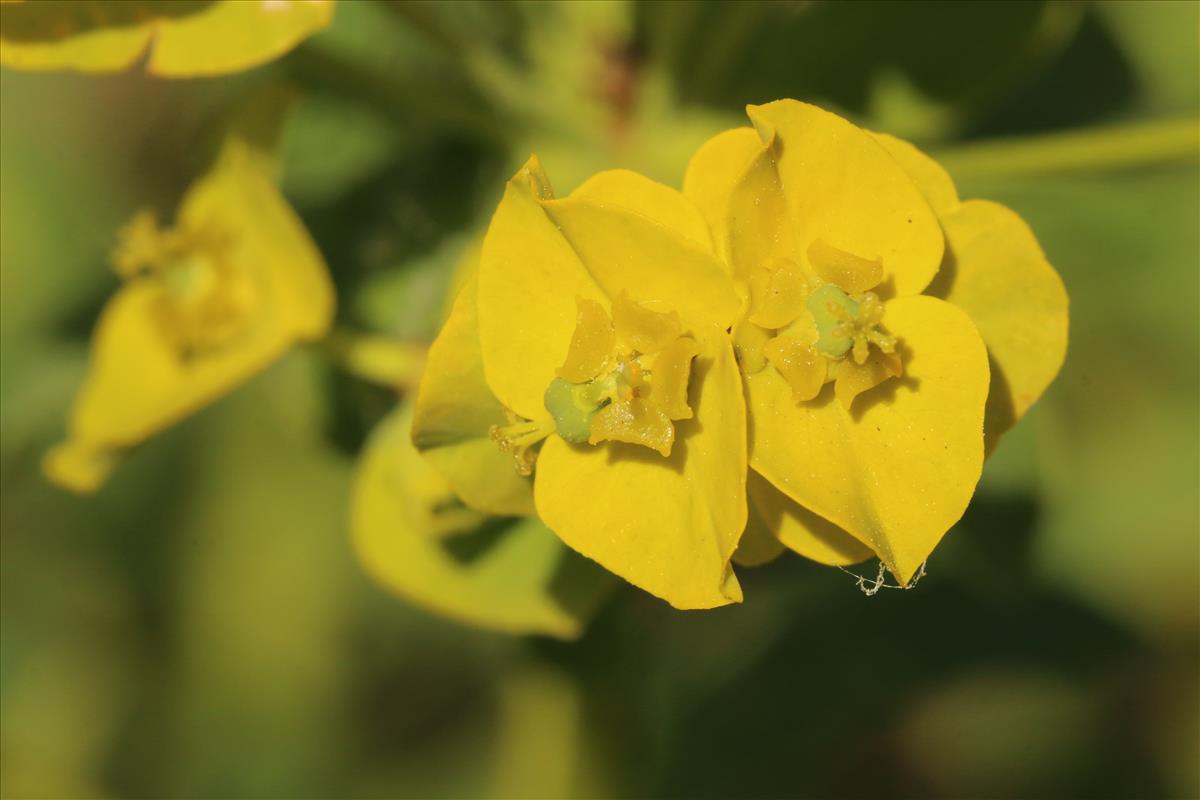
[934,117,1199,179]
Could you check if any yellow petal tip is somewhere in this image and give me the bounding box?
[42,441,118,494]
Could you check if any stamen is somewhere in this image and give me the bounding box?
[112,209,168,279]
[858,292,885,324]
[851,335,870,366]
[865,329,896,353]
[489,417,556,476]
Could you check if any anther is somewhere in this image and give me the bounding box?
[489,417,556,476]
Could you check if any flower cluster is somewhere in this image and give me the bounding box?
[411,100,1068,610]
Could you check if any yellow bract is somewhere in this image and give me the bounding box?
[355,402,605,640]
[412,275,535,518]
[44,136,334,493]
[682,99,1067,584]
[557,298,614,383]
[0,0,333,77]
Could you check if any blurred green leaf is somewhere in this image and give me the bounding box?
[898,671,1101,797]
[958,164,1199,643]
[638,0,1081,140]
[1098,0,1200,116]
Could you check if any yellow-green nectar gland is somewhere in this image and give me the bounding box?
[490,354,658,476]
[549,353,652,433]
[808,284,896,365]
[113,210,257,356]
[492,341,695,474]
[490,294,700,474]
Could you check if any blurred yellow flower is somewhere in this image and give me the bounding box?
[683,100,1069,584]
[44,135,334,493]
[0,0,333,77]
[412,158,749,610]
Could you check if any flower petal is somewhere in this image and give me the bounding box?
[612,292,682,355]
[354,403,609,639]
[807,238,885,295]
[747,295,989,583]
[588,397,674,457]
[872,131,960,215]
[534,329,747,609]
[557,298,615,383]
[748,471,873,566]
[0,3,152,73]
[0,0,333,77]
[149,0,334,77]
[571,169,714,254]
[930,200,1069,452]
[834,349,904,410]
[763,335,826,402]
[651,336,702,420]
[412,276,536,518]
[53,279,296,488]
[477,156,608,420]
[725,142,800,286]
[682,126,763,261]
[732,504,786,568]
[748,257,808,329]
[747,100,944,297]
[181,139,334,337]
[540,194,740,331]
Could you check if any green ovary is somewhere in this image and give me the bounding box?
[544,377,605,443]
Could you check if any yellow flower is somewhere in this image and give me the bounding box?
[412,157,748,610]
[683,100,1069,583]
[0,0,333,77]
[44,135,334,492]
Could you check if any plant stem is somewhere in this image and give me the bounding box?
[934,117,1199,179]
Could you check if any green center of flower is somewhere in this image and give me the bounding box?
[808,284,897,365]
[113,209,257,356]
[543,352,647,444]
[489,293,701,475]
[736,239,905,409]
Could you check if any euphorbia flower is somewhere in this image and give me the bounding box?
[412,157,748,609]
[44,134,334,492]
[0,0,333,77]
[683,100,1068,583]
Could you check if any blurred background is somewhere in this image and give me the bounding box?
[1,1,1197,798]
